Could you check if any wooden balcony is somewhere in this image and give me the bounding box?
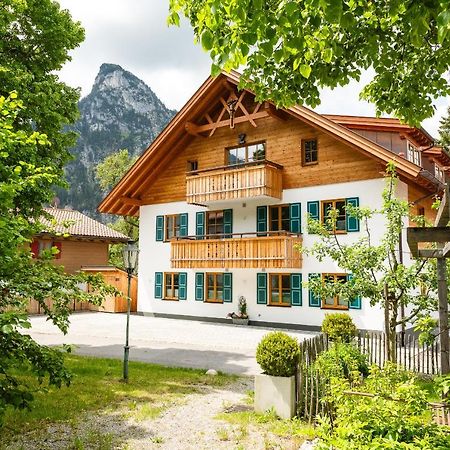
[170,232,302,269]
[186,160,283,204]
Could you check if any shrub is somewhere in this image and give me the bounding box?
[314,342,369,383]
[256,332,300,377]
[321,313,357,342]
[315,363,450,449]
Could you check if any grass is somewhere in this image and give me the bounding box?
[2,354,235,444]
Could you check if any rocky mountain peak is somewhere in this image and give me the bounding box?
[58,64,176,218]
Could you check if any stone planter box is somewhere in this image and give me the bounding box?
[232,317,249,325]
[254,374,296,419]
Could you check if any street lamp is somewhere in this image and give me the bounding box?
[122,240,139,382]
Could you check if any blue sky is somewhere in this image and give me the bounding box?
[58,0,448,138]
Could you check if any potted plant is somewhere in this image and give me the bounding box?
[254,331,300,419]
[227,296,249,325]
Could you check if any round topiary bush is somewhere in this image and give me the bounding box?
[256,331,300,377]
[322,313,357,342]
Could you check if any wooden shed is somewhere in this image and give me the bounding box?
[82,266,138,313]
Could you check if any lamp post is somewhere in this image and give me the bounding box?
[122,240,139,382]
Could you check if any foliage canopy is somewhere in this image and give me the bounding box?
[169,0,450,125]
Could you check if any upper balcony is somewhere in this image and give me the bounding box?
[170,231,302,269]
[186,160,283,205]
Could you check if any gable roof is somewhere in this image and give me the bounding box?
[38,208,129,243]
[98,71,441,217]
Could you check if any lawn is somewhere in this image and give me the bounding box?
[2,354,235,447]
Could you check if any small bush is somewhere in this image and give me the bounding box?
[256,332,300,377]
[321,313,357,342]
[314,342,368,383]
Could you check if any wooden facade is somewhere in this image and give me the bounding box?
[186,160,283,204]
[170,233,302,269]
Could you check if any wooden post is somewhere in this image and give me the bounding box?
[437,254,450,374]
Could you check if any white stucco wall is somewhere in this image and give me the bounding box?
[137,177,407,331]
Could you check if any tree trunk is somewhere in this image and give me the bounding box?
[384,283,398,362]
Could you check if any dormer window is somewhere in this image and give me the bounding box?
[406,142,421,166]
[226,142,265,166]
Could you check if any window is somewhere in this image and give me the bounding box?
[406,142,421,166]
[187,160,198,172]
[31,240,61,259]
[164,273,180,300]
[435,164,445,182]
[226,142,265,165]
[302,139,318,165]
[206,210,224,237]
[322,274,348,309]
[269,205,290,233]
[269,273,291,306]
[205,273,224,303]
[165,214,181,240]
[321,199,347,232]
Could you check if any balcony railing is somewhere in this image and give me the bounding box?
[170,231,302,269]
[186,160,283,204]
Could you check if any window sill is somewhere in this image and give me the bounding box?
[302,161,318,167]
[267,303,291,307]
[204,300,224,304]
[321,305,349,310]
[163,298,179,301]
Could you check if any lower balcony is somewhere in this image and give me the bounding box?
[170,232,302,269]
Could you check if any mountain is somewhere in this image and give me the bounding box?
[58,63,176,218]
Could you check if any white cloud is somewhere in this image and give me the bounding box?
[57,0,449,138]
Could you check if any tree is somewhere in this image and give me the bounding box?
[169,0,450,125]
[1,0,84,186]
[96,150,139,268]
[304,164,437,361]
[0,2,115,424]
[0,94,115,424]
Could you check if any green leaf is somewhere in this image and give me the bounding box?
[299,64,312,79]
[201,29,214,51]
[322,48,333,63]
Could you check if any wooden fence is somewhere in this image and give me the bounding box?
[296,332,448,425]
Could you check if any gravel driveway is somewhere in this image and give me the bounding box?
[28,312,316,375]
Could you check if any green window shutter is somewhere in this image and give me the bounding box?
[289,203,301,233]
[223,273,233,302]
[346,197,360,232]
[195,272,204,301]
[308,273,320,307]
[257,273,267,304]
[307,201,319,234]
[155,272,163,299]
[179,272,187,300]
[223,209,233,238]
[179,213,188,237]
[196,212,205,240]
[256,206,268,234]
[347,273,361,309]
[156,216,164,241]
[291,273,302,306]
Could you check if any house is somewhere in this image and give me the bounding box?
[98,71,448,331]
[29,207,135,314]
[32,207,129,273]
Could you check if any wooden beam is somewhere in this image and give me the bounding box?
[186,110,269,134]
[417,249,443,258]
[407,226,450,257]
[443,241,450,257]
[185,121,206,137]
[119,196,142,206]
[435,185,449,227]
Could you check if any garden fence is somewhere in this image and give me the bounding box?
[296,332,447,424]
